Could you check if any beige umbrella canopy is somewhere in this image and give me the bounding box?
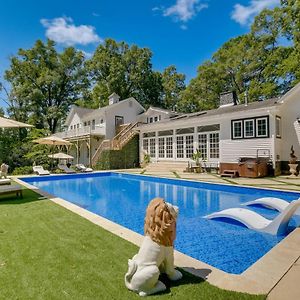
[33,135,71,146]
[48,152,74,159]
[0,116,33,128]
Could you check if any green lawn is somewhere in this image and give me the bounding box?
[0,189,266,300]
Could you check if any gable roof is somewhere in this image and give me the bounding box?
[65,97,145,125]
[64,106,95,125]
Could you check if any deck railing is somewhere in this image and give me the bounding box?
[56,125,106,139]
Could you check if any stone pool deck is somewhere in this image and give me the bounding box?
[117,169,300,300]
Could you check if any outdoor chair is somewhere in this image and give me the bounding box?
[0,184,23,198]
[0,178,11,185]
[75,164,93,172]
[33,166,50,176]
[58,164,76,174]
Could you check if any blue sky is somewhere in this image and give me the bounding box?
[0,0,280,109]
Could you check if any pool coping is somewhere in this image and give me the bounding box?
[14,173,300,295]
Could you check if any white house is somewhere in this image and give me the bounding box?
[138,83,300,175]
[56,93,145,166]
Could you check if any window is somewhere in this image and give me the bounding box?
[143,139,148,153]
[232,121,243,139]
[149,138,156,158]
[176,136,184,158]
[154,116,158,122]
[256,117,268,137]
[149,117,153,123]
[276,116,281,138]
[143,132,156,138]
[158,138,165,158]
[198,134,207,160]
[244,119,254,138]
[84,122,87,126]
[166,137,173,158]
[198,124,220,132]
[232,116,269,139]
[158,130,173,136]
[209,133,219,159]
[70,125,73,130]
[100,119,104,124]
[176,127,195,135]
[185,135,194,158]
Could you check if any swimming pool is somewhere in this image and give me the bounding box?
[21,172,300,274]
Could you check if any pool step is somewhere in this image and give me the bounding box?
[221,170,239,178]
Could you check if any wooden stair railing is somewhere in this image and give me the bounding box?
[91,122,142,166]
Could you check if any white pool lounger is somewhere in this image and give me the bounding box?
[205,199,300,235]
[243,197,300,215]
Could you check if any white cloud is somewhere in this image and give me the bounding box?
[41,17,101,46]
[231,0,280,25]
[163,0,208,22]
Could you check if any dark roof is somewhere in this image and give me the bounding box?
[168,98,281,122]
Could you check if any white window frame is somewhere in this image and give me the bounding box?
[244,119,255,138]
[276,116,281,138]
[232,120,243,139]
[256,117,268,138]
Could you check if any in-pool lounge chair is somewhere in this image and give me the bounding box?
[58,164,76,174]
[0,178,11,185]
[75,164,93,172]
[243,197,300,215]
[205,198,300,235]
[33,166,50,176]
[0,184,23,198]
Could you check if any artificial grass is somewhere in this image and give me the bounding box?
[0,189,266,300]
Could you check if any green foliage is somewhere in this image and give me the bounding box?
[180,1,300,112]
[96,136,139,170]
[86,39,185,109]
[4,39,89,133]
[11,166,34,175]
[192,149,202,166]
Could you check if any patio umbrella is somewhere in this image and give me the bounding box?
[47,152,74,159]
[0,116,33,128]
[33,135,72,169]
[33,135,71,146]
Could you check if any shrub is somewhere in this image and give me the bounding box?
[12,166,34,175]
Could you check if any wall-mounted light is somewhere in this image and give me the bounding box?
[297,117,300,123]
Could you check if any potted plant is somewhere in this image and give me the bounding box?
[192,149,203,173]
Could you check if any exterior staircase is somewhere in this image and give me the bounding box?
[91,122,141,166]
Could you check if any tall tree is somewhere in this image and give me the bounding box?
[87,39,163,108]
[161,65,185,110]
[4,39,89,133]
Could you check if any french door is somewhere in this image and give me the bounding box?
[158,136,173,159]
[176,135,194,159]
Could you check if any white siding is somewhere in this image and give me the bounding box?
[105,99,144,139]
[220,139,273,163]
[280,94,300,161]
[69,113,82,129]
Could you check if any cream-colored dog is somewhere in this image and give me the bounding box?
[125,198,182,297]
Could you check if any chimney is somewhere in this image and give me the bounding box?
[219,91,238,108]
[108,93,120,105]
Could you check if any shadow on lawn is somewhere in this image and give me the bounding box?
[157,268,211,295]
[0,188,45,205]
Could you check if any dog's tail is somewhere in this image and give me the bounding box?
[124,257,138,290]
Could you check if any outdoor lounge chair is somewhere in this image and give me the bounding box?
[0,178,11,185]
[75,164,93,172]
[58,164,76,174]
[0,184,23,198]
[205,198,300,235]
[243,197,300,215]
[33,166,50,176]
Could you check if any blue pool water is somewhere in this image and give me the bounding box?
[21,172,300,274]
